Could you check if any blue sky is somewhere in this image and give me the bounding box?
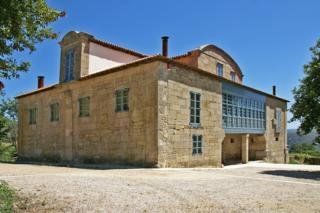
[3,0,320,129]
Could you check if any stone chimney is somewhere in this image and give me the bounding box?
[38,76,44,89]
[272,85,276,96]
[161,36,169,57]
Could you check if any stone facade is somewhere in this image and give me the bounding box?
[16,31,288,167]
[264,96,288,163]
[157,66,224,167]
[59,31,91,82]
[173,45,243,84]
[18,61,161,166]
[197,49,242,84]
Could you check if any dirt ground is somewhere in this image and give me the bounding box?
[0,162,319,213]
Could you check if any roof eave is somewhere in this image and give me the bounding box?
[16,55,289,103]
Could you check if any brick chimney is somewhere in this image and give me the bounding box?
[38,76,44,89]
[161,36,169,57]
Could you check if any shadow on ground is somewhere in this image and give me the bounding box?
[7,159,154,170]
[260,170,320,180]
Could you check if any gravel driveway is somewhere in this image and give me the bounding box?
[0,162,319,212]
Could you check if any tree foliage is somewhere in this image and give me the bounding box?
[290,39,320,143]
[0,98,17,144]
[0,0,63,79]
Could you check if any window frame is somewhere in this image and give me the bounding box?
[65,49,75,82]
[222,92,266,131]
[115,88,129,112]
[230,71,236,81]
[275,108,282,133]
[78,96,90,117]
[192,134,203,155]
[190,91,201,128]
[29,107,37,125]
[50,102,60,122]
[217,62,224,77]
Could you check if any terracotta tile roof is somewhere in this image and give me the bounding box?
[16,84,58,99]
[171,51,194,60]
[89,37,147,58]
[16,55,288,102]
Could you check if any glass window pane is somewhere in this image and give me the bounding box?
[123,103,129,111]
[196,94,200,102]
[196,101,200,108]
[190,92,195,100]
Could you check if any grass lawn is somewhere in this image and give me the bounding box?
[0,181,14,213]
[0,142,16,163]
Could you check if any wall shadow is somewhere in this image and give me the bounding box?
[260,170,320,181]
[12,159,155,170]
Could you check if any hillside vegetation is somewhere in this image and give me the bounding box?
[287,129,319,149]
[289,142,320,164]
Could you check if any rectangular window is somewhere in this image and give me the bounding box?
[65,49,74,82]
[190,92,201,127]
[79,97,90,117]
[217,63,224,77]
[50,103,59,122]
[222,92,266,131]
[192,135,203,155]
[230,72,236,81]
[116,88,129,112]
[29,108,37,125]
[276,108,282,133]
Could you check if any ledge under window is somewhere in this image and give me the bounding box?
[190,123,201,128]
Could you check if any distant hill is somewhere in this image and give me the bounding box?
[287,129,319,149]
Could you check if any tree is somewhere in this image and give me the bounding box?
[0,98,17,144]
[0,0,64,80]
[290,39,320,143]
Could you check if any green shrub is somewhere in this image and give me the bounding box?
[0,142,17,163]
[289,153,320,165]
[0,181,14,212]
[290,143,320,157]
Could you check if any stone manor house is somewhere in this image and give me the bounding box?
[16,31,288,167]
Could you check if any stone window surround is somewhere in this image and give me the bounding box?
[50,102,60,122]
[28,107,37,125]
[189,91,201,128]
[64,49,75,82]
[78,96,90,117]
[192,134,203,155]
[216,62,224,77]
[115,88,129,112]
[230,71,236,81]
[275,108,282,133]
